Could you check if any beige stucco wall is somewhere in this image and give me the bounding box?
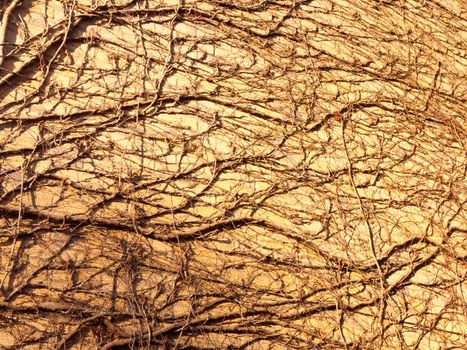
[0,0,466,349]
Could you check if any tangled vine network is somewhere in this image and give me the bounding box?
[0,0,466,349]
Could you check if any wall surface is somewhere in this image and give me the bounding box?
[0,0,466,349]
